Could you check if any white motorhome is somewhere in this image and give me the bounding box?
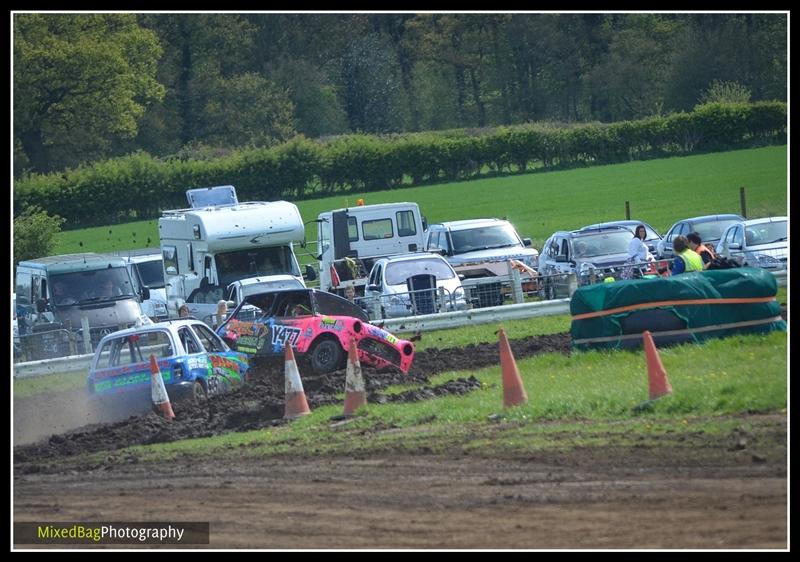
[158,185,314,318]
[316,202,425,296]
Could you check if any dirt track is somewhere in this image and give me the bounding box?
[13,332,787,549]
[14,413,787,549]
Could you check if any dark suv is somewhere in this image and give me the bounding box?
[538,226,633,299]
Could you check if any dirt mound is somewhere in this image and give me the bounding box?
[13,332,571,466]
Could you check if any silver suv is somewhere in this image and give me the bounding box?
[538,226,632,299]
[424,218,538,276]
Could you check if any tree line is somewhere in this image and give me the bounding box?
[14,13,786,177]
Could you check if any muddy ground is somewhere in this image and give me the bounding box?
[13,413,787,549]
[13,331,787,549]
[13,333,571,456]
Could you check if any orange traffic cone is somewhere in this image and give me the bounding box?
[149,354,175,421]
[284,344,311,419]
[343,338,367,416]
[499,327,528,408]
[643,331,673,400]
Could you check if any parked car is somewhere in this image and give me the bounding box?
[580,220,662,255]
[364,253,469,318]
[184,274,305,326]
[715,216,787,270]
[87,319,249,413]
[217,288,415,375]
[538,226,633,298]
[424,218,539,276]
[656,214,744,259]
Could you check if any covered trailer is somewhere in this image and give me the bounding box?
[570,268,785,350]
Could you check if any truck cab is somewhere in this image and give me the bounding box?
[317,202,425,296]
[15,253,148,354]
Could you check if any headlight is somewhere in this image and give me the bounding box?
[579,262,596,274]
[751,253,781,268]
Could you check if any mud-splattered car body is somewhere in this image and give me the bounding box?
[87,319,249,411]
[217,289,415,374]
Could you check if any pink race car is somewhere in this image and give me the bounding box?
[216,288,415,375]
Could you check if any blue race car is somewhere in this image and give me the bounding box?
[87,318,249,414]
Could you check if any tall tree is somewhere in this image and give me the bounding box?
[14,14,165,174]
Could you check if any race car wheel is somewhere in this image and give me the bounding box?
[308,338,345,375]
[192,380,208,407]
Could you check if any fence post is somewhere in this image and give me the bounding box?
[625,201,631,220]
[740,186,747,218]
[508,261,524,304]
[567,273,578,297]
[81,315,92,354]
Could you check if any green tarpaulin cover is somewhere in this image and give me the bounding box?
[570,268,785,350]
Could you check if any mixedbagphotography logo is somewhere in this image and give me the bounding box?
[14,522,210,545]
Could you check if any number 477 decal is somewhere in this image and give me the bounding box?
[271,325,301,348]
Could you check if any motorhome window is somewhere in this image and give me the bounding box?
[363,219,393,241]
[187,244,195,273]
[396,211,417,237]
[215,246,300,286]
[135,259,165,289]
[385,258,455,285]
[163,246,178,275]
[347,217,358,242]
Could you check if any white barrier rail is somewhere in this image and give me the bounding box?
[373,298,571,333]
[13,269,786,378]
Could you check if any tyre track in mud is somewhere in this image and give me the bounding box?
[13,332,572,467]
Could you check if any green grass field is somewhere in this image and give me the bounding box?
[54,146,787,258]
[103,329,786,462]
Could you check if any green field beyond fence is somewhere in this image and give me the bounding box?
[54,145,786,260]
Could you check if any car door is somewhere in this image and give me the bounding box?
[661,222,686,259]
[729,226,746,265]
[89,330,175,396]
[190,322,247,396]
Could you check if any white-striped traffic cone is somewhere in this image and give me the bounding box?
[343,338,367,416]
[149,354,175,421]
[284,344,311,419]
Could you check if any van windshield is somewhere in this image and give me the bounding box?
[135,259,165,289]
[51,267,135,306]
[450,224,521,255]
[215,246,300,287]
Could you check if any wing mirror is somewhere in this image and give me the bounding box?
[304,264,317,281]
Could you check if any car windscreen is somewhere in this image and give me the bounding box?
[135,259,165,289]
[745,221,787,246]
[572,231,631,257]
[385,258,456,286]
[450,224,521,254]
[694,220,742,242]
[51,267,136,306]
